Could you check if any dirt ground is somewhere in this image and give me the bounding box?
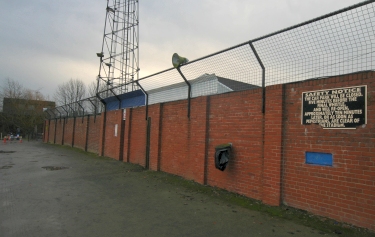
[1,141,374,237]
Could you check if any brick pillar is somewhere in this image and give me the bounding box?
[54,119,57,144]
[49,119,55,143]
[44,120,49,143]
[62,118,66,145]
[149,104,162,171]
[262,84,284,206]
[119,110,126,161]
[98,111,106,156]
[72,117,76,147]
[85,115,90,152]
[188,96,209,185]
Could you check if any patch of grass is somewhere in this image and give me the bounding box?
[45,143,108,160]
[143,170,375,237]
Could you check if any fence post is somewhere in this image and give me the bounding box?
[67,104,76,147]
[87,97,97,122]
[109,88,122,110]
[176,67,191,118]
[136,80,148,120]
[77,101,85,123]
[249,42,265,113]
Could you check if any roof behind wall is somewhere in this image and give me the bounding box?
[147,74,259,94]
[217,76,260,91]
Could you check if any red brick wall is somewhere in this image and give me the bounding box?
[263,85,284,206]
[207,89,264,199]
[123,108,132,162]
[158,100,188,178]
[63,118,74,147]
[50,119,56,144]
[87,115,102,154]
[157,98,207,184]
[45,120,52,143]
[51,119,57,144]
[127,107,147,166]
[148,104,162,171]
[43,120,48,142]
[55,119,64,145]
[282,72,375,230]
[73,117,88,150]
[43,71,375,230]
[101,110,123,160]
[187,97,209,184]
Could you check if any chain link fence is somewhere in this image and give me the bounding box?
[47,0,375,119]
[45,96,104,119]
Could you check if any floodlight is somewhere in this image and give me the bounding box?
[106,7,115,13]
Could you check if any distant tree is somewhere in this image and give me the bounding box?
[53,78,87,117]
[87,80,98,97]
[0,78,52,140]
[54,78,86,106]
[0,78,23,106]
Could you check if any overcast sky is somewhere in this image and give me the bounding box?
[0,0,363,99]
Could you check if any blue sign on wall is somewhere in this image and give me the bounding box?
[305,152,333,166]
[104,89,146,111]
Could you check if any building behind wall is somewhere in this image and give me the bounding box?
[1,98,55,136]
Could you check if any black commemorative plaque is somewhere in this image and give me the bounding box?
[302,85,367,129]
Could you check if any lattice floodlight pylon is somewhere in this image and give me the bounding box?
[96,0,139,97]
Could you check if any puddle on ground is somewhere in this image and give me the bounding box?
[42,166,69,171]
[1,166,13,169]
[0,151,16,153]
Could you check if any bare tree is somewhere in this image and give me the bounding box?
[87,80,106,114]
[87,80,109,97]
[54,78,87,106]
